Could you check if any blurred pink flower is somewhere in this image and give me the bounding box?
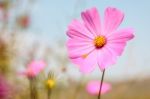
[66,7,134,73]
[20,60,46,78]
[17,14,30,29]
[86,81,111,95]
[0,75,11,99]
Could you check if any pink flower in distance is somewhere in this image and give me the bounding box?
[21,60,46,78]
[86,81,111,95]
[0,75,11,99]
[66,7,134,73]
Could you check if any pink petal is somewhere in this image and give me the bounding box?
[86,81,111,95]
[97,28,134,70]
[67,39,94,58]
[71,50,97,74]
[70,57,83,67]
[103,7,124,35]
[27,60,46,77]
[107,28,134,42]
[106,28,134,56]
[106,43,126,56]
[67,19,94,40]
[97,48,117,70]
[81,7,101,36]
[80,50,97,73]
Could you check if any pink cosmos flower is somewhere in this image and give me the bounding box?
[86,80,111,95]
[66,7,134,73]
[20,60,46,78]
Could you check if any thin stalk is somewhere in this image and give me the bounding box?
[47,89,51,99]
[29,78,38,99]
[98,69,105,99]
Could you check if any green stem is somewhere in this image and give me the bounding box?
[29,78,38,99]
[98,69,105,99]
[47,89,51,99]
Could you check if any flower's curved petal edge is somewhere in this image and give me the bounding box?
[67,19,94,40]
[81,7,101,36]
[103,7,124,35]
[107,28,134,56]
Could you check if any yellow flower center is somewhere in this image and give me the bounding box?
[46,79,55,89]
[94,36,106,48]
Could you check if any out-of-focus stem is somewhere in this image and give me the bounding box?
[29,78,38,99]
[47,89,51,99]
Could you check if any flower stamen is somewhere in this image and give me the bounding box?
[94,36,106,48]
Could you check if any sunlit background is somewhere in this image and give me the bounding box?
[0,0,150,99]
